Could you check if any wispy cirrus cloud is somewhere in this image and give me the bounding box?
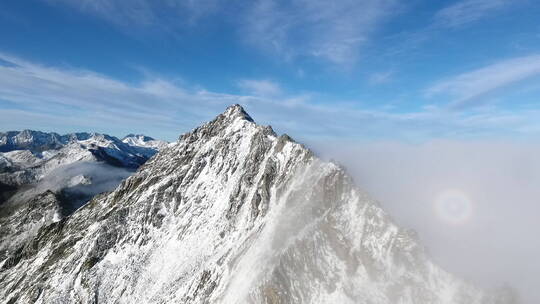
[434,0,511,28]
[0,53,538,141]
[237,79,282,97]
[43,0,400,66]
[45,0,220,30]
[426,54,540,108]
[243,0,399,65]
[368,71,394,85]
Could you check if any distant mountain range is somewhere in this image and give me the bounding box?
[0,130,168,205]
[0,130,167,167]
[0,129,168,207]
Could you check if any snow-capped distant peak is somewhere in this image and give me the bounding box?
[122,133,168,149]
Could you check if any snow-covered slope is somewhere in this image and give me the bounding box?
[0,105,517,303]
[0,191,63,263]
[0,131,166,268]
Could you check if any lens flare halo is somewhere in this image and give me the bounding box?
[435,189,473,225]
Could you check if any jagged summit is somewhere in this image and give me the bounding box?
[222,104,254,122]
[178,104,266,143]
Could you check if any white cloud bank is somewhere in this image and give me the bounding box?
[315,139,540,303]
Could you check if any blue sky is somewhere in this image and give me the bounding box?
[1,0,540,141]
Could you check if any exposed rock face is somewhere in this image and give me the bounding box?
[0,191,63,263]
[0,105,517,304]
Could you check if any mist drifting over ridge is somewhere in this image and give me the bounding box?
[313,139,540,303]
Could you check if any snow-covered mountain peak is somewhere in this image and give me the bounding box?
[178,104,272,146]
[122,134,168,150]
[0,130,64,152]
[0,106,518,304]
[222,103,255,122]
[123,134,154,142]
